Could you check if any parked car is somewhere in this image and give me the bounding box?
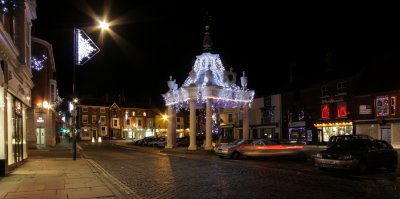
[314,139,398,174]
[327,134,373,148]
[215,139,304,159]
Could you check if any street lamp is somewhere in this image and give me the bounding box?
[72,20,110,160]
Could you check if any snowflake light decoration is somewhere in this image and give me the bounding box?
[75,28,100,65]
[31,54,47,71]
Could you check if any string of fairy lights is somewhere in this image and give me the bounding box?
[31,54,47,71]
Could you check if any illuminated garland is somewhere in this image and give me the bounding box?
[31,54,47,71]
[0,0,15,15]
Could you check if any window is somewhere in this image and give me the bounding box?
[82,115,88,123]
[100,108,105,113]
[297,106,304,121]
[82,107,88,112]
[337,82,347,94]
[376,96,389,116]
[126,118,131,126]
[337,102,347,118]
[390,97,396,115]
[228,114,233,123]
[321,85,329,97]
[92,115,97,123]
[177,118,181,122]
[262,107,275,123]
[100,116,106,123]
[137,118,142,127]
[321,104,330,119]
[177,124,181,129]
[113,119,118,127]
[132,111,135,116]
[101,127,107,136]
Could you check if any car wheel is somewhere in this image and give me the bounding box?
[386,159,397,172]
[231,151,240,159]
[357,160,368,174]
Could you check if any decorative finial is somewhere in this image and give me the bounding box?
[202,12,213,52]
[168,76,175,91]
[241,71,248,90]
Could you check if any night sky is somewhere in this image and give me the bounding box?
[33,1,400,108]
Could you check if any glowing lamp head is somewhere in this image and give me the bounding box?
[162,114,168,121]
[99,20,110,30]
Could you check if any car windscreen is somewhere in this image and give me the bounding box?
[331,139,370,150]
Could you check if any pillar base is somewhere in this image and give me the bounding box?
[165,145,174,149]
[188,145,197,150]
[204,145,213,150]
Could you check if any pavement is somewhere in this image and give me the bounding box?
[0,138,131,199]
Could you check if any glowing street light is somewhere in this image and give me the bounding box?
[72,20,110,160]
[99,20,110,30]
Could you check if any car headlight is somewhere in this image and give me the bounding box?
[315,153,322,158]
[338,155,353,160]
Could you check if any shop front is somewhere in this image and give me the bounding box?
[314,121,353,143]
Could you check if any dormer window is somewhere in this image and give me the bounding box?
[337,81,347,95]
[321,86,329,97]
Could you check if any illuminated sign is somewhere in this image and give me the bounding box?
[37,116,44,123]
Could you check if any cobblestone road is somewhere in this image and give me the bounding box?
[80,142,400,199]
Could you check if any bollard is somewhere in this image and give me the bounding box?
[92,137,95,143]
[98,137,102,143]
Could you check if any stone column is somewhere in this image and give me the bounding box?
[165,106,176,148]
[205,98,213,150]
[188,100,197,150]
[243,104,249,140]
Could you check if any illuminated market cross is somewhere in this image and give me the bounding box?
[162,23,255,150]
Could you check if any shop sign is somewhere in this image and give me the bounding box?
[321,98,344,104]
[359,105,372,114]
[37,116,44,123]
[288,121,305,127]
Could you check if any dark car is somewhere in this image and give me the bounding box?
[327,134,373,148]
[314,139,398,174]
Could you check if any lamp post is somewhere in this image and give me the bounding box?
[72,21,109,160]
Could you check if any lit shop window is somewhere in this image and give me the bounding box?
[337,102,347,118]
[376,96,389,116]
[321,104,330,119]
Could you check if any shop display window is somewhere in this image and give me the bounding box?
[376,96,389,116]
[337,102,347,117]
[321,104,330,119]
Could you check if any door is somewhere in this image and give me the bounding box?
[36,128,45,145]
[92,129,97,139]
[381,128,391,144]
[13,115,23,166]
